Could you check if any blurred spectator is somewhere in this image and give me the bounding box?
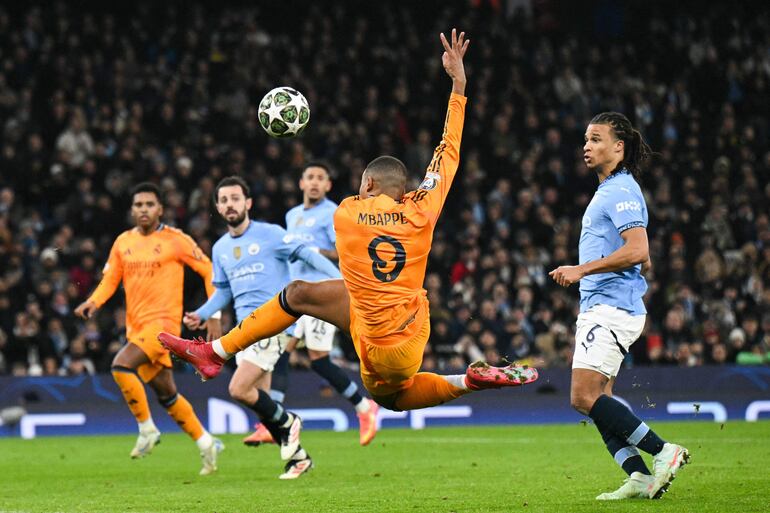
[0,2,769,375]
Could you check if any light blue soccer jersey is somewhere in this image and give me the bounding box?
[579,170,648,315]
[209,221,299,322]
[285,198,338,281]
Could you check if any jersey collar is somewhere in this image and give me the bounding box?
[599,167,630,187]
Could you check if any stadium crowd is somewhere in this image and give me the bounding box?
[0,1,769,377]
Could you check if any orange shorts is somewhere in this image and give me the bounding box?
[127,321,178,383]
[351,302,430,398]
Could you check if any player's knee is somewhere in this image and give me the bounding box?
[157,393,178,409]
[110,364,136,377]
[284,280,312,309]
[111,353,131,369]
[570,390,596,415]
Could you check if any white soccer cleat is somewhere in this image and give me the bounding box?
[130,429,161,459]
[279,456,314,480]
[279,414,303,461]
[199,438,225,476]
[596,472,655,500]
[650,443,690,498]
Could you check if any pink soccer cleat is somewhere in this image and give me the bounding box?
[464,361,539,391]
[157,332,225,381]
[243,423,277,446]
[357,399,379,446]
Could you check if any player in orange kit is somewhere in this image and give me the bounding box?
[161,29,538,412]
[75,182,224,475]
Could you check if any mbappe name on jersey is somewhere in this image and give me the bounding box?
[357,212,409,226]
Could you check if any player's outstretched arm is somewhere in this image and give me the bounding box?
[440,28,469,95]
[407,29,470,224]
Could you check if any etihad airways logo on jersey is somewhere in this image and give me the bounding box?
[226,263,265,280]
[615,201,641,213]
[357,212,408,226]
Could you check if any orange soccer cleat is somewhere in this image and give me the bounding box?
[357,399,379,446]
[243,423,277,446]
[464,361,539,391]
[157,332,225,381]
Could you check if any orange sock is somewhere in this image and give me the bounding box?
[393,373,470,411]
[220,293,297,354]
[164,393,205,441]
[112,368,151,423]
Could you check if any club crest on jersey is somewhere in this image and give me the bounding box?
[233,246,242,259]
[418,172,440,191]
[248,243,260,256]
[305,217,316,227]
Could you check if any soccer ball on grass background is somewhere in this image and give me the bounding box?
[258,86,310,138]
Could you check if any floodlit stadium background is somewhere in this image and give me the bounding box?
[1,1,769,430]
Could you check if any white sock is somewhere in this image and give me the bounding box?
[354,398,371,414]
[196,431,213,450]
[443,374,470,390]
[138,418,158,433]
[292,447,307,460]
[211,339,230,360]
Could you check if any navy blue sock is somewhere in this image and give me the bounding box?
[270,351,291,404]
[596,422,651,475]
[589,395,666,456]
[311,355,364,406]
[251,390,289,427]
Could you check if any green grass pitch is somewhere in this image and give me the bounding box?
[2,421,769,513]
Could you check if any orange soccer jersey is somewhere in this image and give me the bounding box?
[334,92,466,341]
[88,224,214,341]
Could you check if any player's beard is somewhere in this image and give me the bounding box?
[225,210,247,227]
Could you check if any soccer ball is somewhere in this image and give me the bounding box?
[258,86,310,138]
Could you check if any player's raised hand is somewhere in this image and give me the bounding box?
[440,28,469,94]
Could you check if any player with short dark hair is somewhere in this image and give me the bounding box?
[75,182,223,475]
[160,30,537,415]
[549,113,690,500]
